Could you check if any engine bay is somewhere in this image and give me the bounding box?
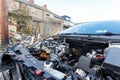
[25,37,120,80]
[1,37,120,80]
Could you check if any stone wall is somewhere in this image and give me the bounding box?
[8,0,64,38]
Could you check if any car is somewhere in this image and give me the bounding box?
[58,20,120,80]
[1,20,120,80]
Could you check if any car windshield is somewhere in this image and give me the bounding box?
[60,21,120,35]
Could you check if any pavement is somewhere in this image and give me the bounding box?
[0,49,4,80]
[0,73,4,80]
[0,65,3,80]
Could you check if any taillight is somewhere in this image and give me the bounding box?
[35,70,43,76]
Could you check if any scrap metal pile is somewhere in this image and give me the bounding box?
[0,37,120,80]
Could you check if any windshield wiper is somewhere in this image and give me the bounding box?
[60,32,78,35]
[60,32,120,36]
[100,32,119,36]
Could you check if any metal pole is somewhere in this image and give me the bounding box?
[0,0,9,46]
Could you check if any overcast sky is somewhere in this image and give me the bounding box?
[34,0,120,23]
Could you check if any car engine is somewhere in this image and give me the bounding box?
[1,37,120,80]
[25,38,120,80]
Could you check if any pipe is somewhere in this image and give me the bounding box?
[0,0,9,46]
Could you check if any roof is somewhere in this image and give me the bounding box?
[16,0,43,10]
[16,0,63,20]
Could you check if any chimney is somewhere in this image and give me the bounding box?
[42,4,47,10]
[42,4,47,20]
[29,0,34,3]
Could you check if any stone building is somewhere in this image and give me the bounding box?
[8,0,64,38]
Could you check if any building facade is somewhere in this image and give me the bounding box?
[8,0,64,38]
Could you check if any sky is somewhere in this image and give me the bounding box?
[34,0,120,23]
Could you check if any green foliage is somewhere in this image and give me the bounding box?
[8,12,32,20]
[8,12,32,34]
[8,12,32,27]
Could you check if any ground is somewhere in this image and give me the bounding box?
[0,53,4,80]
[0,72,4,80]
